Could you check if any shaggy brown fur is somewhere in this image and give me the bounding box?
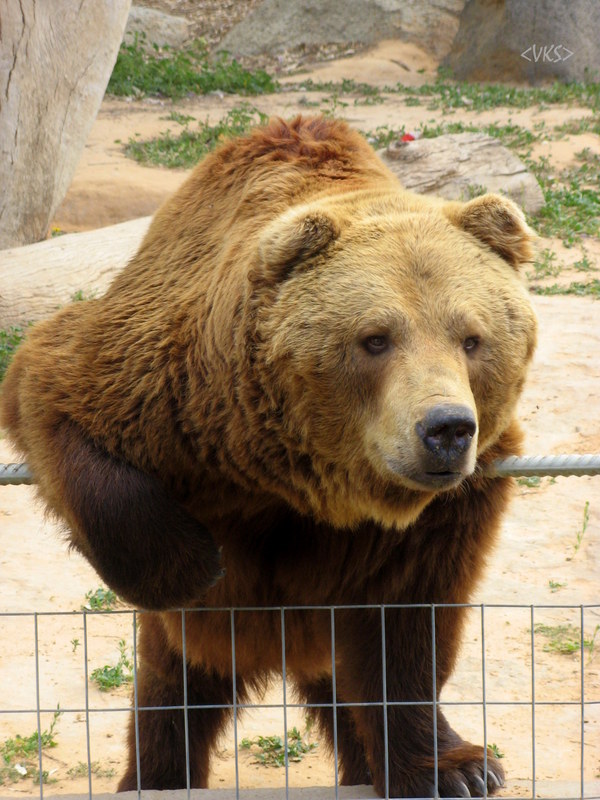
[1,116,537,797]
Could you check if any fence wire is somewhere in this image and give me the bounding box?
[1,603,599,800]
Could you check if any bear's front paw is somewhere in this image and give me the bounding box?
[433,752,504,798]
[384,746,504,799]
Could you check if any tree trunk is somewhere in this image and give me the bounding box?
[0,0,131,250]
[0,216,150,328]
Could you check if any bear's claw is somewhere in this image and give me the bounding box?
[396,754,504,799]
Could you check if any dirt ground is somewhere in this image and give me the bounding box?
[1,33,599,800]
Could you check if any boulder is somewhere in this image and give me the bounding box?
[124,6,190,51]
[219,0,465,61]
[379,133,545,214]
[0,0,131,250]
[444,0,600,84]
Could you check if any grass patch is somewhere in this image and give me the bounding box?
[285,74,600,114]
[90,640,134,692]
[516,475,542,488]
[534,185,600,245]
[529,148,600,246]
[534,622,599,656]
[392,78,600,112]
[419,120,538,152]
[363,119,539,154]
[297,77,384,102]
[125,104,269,168]
[531,279,600,298]
[0,708,61,785]
[107,37,277,99]
[362,124,406,148]
[528,249,562,281]
[572,253,597,271]
[553,115,600,136]
[489,743,504,759]
[0,325,29,383]
[574,500,591,554]
[548,580,567,593]
[67,761,116,780]
[71,289,97,302]
[240,726,317,767]
[83,587,118,611]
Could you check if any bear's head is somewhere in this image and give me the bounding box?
[248,192,537,530]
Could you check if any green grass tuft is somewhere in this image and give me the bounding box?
[548,580,567,593]
[90,640,134,692]
[419,120,538,152]
[528,249,562,281]
[489,743,504,759]
[107,37,278,99]
[83,587,118,611]
[0,708,61,785]
[516,476,543,488]
[67,761,116,779]
[393,79,600,112]
[125,104,269,168]
[528,147,600,246]
[0,325,29,383]
[362,124,406,149]
[240,726,317,767]
[534,622,599,656]
[531,279,600,298]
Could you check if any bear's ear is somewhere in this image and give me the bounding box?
[444,194,535,269]
[257,207,341,282]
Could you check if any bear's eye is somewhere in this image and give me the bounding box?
[364,335,389,355]
[462,335,481,354]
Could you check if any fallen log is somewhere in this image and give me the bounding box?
[0,216,151,329]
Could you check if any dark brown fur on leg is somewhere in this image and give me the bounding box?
[119,614,239,791]
[54,421,223,610]
[328,463,512,799]
[293,674,371,786]
[330,606,504,798]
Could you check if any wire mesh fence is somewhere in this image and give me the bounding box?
[1,455,599,798]
[1,602,599,800]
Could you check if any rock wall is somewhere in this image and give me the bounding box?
[219,0,465,61]
[444,0,600,83]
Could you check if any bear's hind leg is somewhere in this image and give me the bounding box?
[294,674,371,787]
[118,618,239,791]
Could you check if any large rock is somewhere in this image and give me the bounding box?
[444,0,600,83]
[124,6,190,51]
[0,0,131,250]
[379,133,544,214]
[219,0,465,61]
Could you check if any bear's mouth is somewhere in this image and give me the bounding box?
[406,470,467,491]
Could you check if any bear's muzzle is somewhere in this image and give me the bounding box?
[414,403,477,488]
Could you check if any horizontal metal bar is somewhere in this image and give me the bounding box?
[1,603,599,617]
[488,453,600,477]
[2,453,600,486]
[172,600,600,612]
[0,462,33,485]
[3,698,599,716]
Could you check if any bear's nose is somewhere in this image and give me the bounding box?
[416,404,477,463]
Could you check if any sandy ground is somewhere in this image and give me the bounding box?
[1,39,599,799]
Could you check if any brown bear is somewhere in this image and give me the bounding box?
[1,116,537,798]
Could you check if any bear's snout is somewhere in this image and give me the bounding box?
[415,403,477,482]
